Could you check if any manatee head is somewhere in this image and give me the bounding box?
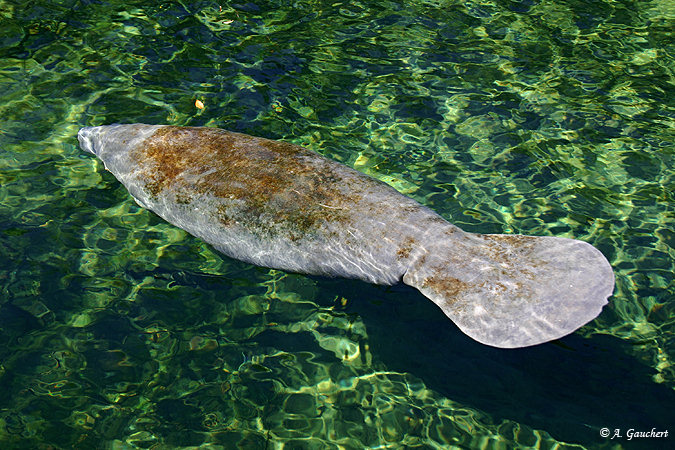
[78,124,164,171]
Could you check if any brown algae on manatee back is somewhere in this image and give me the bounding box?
[130,126,369,241]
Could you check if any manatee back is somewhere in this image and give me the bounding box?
[79,124,441,285]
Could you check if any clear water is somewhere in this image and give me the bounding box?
[0,0,673,448]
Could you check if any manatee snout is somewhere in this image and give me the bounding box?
[78,126,100,155]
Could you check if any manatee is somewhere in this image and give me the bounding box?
[78,124,614,348]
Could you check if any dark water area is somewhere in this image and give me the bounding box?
[0,0,673,448]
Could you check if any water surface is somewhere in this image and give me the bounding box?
[0,0,673,448]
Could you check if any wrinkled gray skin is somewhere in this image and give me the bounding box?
[78,124,615,348]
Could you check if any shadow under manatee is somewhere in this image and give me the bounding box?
[318,278,673,450]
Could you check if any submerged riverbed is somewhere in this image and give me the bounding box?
[0,0,673,448]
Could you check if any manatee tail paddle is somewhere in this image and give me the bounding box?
[403,232,614,348]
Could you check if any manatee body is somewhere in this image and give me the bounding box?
[78,124,614,348]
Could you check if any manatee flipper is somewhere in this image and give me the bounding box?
[403,233,614,348]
